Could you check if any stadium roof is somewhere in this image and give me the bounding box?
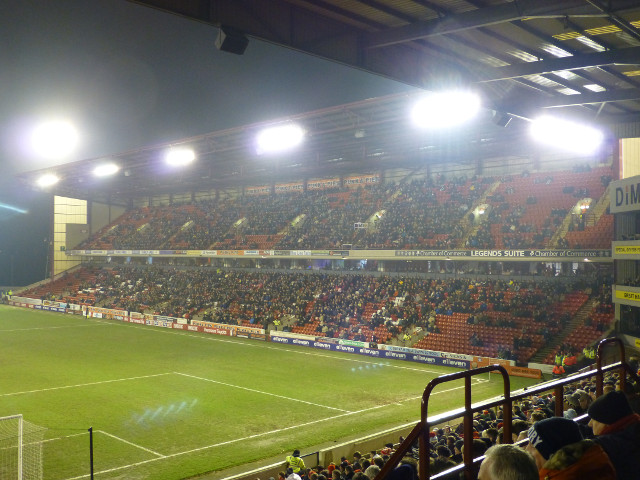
[19,0,640,204]
[130,0,640,120]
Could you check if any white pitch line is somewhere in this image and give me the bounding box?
[98,430,165,458]
[41,432,87,444]
[64,378,482,480]
[0,372,173,397]
[175,372,350,412]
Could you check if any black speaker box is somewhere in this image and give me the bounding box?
[216,27,248,55]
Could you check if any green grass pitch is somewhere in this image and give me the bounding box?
[0,305,538,479]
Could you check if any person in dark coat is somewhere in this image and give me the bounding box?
[587,390,640,480]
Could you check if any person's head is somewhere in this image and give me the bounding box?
[577,390,590,410]
[436,445,451,458]
[511,419,530,442]
[385,464,416,480]
[464,438,489,458]
[525,417,582,469]
[293,449,301,457]
[454,439,464,454]
[478,444,538,480]
[530,410,545,423]
[587,390,634,435]
[483,427,499,444]
[364,465,380,480]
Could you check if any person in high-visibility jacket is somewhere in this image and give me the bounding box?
[285,449,305,474]
[555,352,563,366]
[552,364,565,378]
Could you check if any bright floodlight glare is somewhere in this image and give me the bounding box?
[31,120,79,159]
[411,90,481,128]
[36,173,59,188]
[530,116,604,154]
[165,148,195,167]
[93,163,120,177]
[256,124,305,154]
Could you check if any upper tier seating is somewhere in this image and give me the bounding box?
[77,166,613,252]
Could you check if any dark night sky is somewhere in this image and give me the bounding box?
[0,0,415,285]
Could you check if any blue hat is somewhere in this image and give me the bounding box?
[528,417,582,459]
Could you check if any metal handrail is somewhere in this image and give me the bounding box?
[373,336,638,480]
[421,365,511,480]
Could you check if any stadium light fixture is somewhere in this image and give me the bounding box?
[93,162,120,177]
[529,116,604,154]
[256,124,305,155]
[411,90,481,129]
[36,173,60,188]
[165,147,195,167]
[31,120,78,159]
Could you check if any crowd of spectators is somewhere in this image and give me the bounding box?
[21,265,613,364]
[276,371,639,480]
[325,369,638,480]
[77,166,613,252]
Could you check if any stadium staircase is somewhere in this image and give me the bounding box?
[456,179,501,248]
[529,298,598,364]
[548,183,611,247]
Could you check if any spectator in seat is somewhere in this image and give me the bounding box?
[478,444,538,480]
[286,469,302,480]
[526,417,615,479]
[432,444,456,474]
[587,390,640,480]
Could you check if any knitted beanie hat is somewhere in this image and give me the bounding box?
[527,417,583,460]
[587,391,633,425]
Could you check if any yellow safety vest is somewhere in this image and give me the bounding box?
[286,455,305,473]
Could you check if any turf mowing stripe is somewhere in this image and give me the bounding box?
[63,378,483,479]
[174,372,351,412]
[0,323,110,332]
[0,373,173,397]
[98,430,166,458]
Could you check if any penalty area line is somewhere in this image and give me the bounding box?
[174,372,350,412]
[0,372,174,397]
[64,378,482,479]
[98,430,165,458]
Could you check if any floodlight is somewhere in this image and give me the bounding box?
[256,124,305,154]
[411,90,481,129]
[530,116,604,154]
[36,173,59,188]
[93,162,120,177]
[165,148,195,166]
[31,120,78,159]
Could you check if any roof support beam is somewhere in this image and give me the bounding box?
[475,46,640,83]
[365,0,607,49]
[501,88,640,112]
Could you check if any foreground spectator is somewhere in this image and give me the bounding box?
[478,444,538,480]
[587,390,640,480]
[526,417,615,479]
